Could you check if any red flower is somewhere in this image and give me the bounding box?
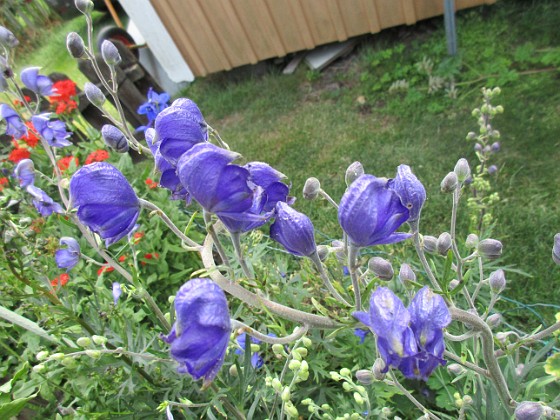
[57,155,79,172]
[0,177,9,192]
[118,255,126,262]
[8,147,31,163]
[50,80,79,116]
[97,265,115,276]
[132,232,144,244]
[51,273,70,287]
[13,96,31,108]
[145,178,158,189]
[85,150,110,165]
[20,121,39,148]
[54,100,78,115]
[144,252,159,259]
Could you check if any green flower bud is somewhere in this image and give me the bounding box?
[422,235,437,253]
[271,378,282,392]
[85,349,101,359]
[288,360,301,371]
[302,336,312,348]
[76,337,92,347]
[33,363,46,373]
[300,360,309,372]
[353,392,364,405]
[448,279,460,290]
[514,401,544,420]
[49,352,65,361]
[321,404,331,411]
[229,364,238,377]
[36,351,49,361]
[463,395,473,405]
[441,172,458,193]
[342,382,353,392]
[250,344,260,352]
[303,177,321,200]
[437,232,452,255]
[92,335,108,346]
[284,401,298,418]
[355,369,375,385]
[272,344,285,355]
[61,357,77,368]
[295,347,308,358]
[454,158,471,182]
[465,233,479,249]
[478,238,502,260]
[368,257,394,281]
[297,369,309,381]
[281,387,291,402]
[330,371,341,381]
[339,368,351,377]
[345,161,364,186]
[301,398,313,406]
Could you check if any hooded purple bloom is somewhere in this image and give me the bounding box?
[137,87,170,131]
[338,175,411,247]
[270,201,316,257]
[1,104,27,139]
[244,161,292,212]
[20,67,54,96]
[162,278,231,386]
[26,185,64,217]
[70,162,140,246]
[354,286,450,380]
[407,287,451,380]
[31,113,72,147]
[112,282,122,305]
[14,159,35,188]
[388,165,426,223]
[155,98,207,166]
[55,237,80,271]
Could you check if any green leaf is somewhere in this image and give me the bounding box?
[0,363,29,394]
[0,305,60,344]
[545,353,560,378]
[0,393,37,418]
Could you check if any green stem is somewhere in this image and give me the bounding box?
[308,252,351,306]
[386,370,440,420]
[231,320,309,345]
[347,244,362,311]
[229,231,254,280]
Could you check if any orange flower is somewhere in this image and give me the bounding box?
[8,147,31,163]
[57,156,79,172]
[85,150,110,165]
[51,273,70,287]
[0,177,8,192]
[145,178,158,189]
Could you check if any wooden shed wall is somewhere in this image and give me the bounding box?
[149,0,496,77]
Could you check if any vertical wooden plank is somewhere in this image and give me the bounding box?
[373,0,404,29]
[326,0,348,41]
[337,0,376,38]
[362,0,381,33]
[400,0,417,25]
[285,0,316,49]
[299,0,339,45]
[414,0,444,20]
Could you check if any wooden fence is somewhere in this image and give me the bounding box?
[149,0,496,77]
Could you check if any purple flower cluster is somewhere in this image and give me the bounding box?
[137,87,170,131]
[354,286,451,380]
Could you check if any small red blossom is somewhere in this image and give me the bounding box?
[144,252,159,260]
[97,265,115,276]
[49,80,79,116]
[145,178,158,189]
[132,232,145,244]
[8,146,31,163]
[118,255,126,262]
[13,96,31,108]
[20,122,39,148]
[54,100,78,115]
[0,177,9,191]
[51,273,70,287]
[85,150,110,165]
[57,155,79,172]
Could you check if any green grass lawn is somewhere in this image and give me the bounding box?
[184,0,560,326]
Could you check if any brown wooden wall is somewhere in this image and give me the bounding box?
[149,0,496,77]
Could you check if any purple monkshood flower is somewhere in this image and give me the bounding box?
[31,113,72,147]
[178,143,288,233]
[55,237,80,271]
[244,162,292,212]
[353,286,451,380]
[20,67,54,96]
[155,98,207,166]
[70,162,141,246]
[137,87,170,131]
[270,202,316,257]
[338,175,410,248]
[14,159,35,188]
[388,164,426,223]
[354,328,370,344]
[1,104,27,139]
[162,278,231,386]
[112,282,122,305]
[235,332,277,369]
[26,185,64,217]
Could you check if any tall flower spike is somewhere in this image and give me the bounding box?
[20,67,54,96]
[70,162,141,246]
[1,104,27,139]
[270,202,316,257]
[55,237,81,271]
[338,174,410,247]
[162,278,231,386]
[31,113,72,147]
[388,164,426,223]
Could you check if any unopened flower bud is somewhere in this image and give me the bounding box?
[85,349,101,359]
[288,360,301,371]
[353,392,365,405]
[91,335,107,346]
[75,0,94,14]
[0,26,19,48]
[284,401,298,418]
[272,344,285,355]
[422,235,437,253]
[295,347,308,358]
[303,177,321,200]
[76,337,92,347]
[101,40,121,65]
[33,363,46,373]
[437,232,452,255]
[61,357,77,368]
[49,352,65,361]
[514,401,544,420]
[66,32,85,58]
[491,142,501,152]
[441,172,458,193]
[372,358,386,381]
[228,364,238,376]
[271,378,282,391]
[474,143,483,152]
[84,82,105,107]
[478,238,502,259]
[302,336,312,348]
[345,161,364,186]
[447,363,466,375]
[483,145,492,154]
[356,369,375,385]
[316,245,329,261]
[552,233,560,265]
[465,233,479,249]
[466,132,477,140]
[330,371,341,381]
[281,387,291,402]
[515,363,525,377]
[495,104,504,113]
[398,263,416,285]
[368,257,393,280]
[448,279,460,290]
[454,158,471,182]
[489,269,506,293]
[486,313,502,328]
[36,351,49,361]
[463,395,473,405]
[342,382,353,392]
[339,368,351,377]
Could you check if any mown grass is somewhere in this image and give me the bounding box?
[185,0,560,325]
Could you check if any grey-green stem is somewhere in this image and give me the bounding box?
[231,320,309,345]
[386,370,440,420]
[203,211,232,270]
[347,243,362,311]
[308,252,351,307]
[229,231,254,280]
